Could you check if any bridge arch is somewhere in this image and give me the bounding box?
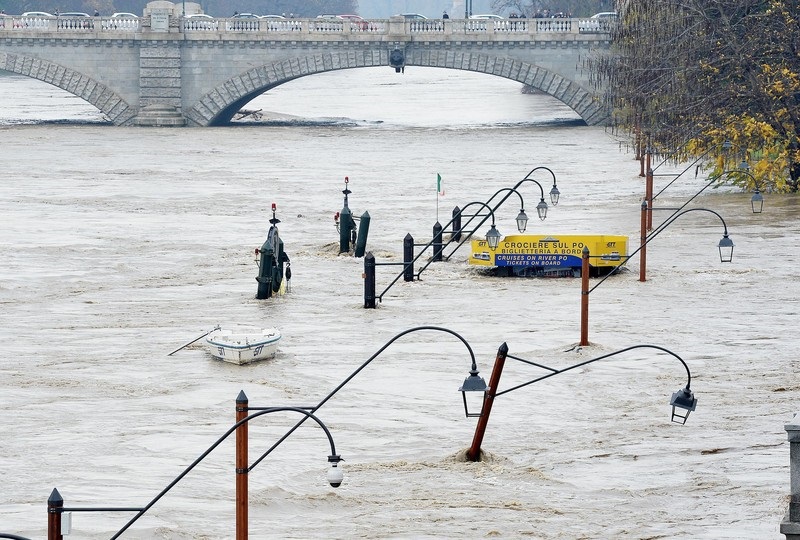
[186,49,606,127]
[0,52,136,125]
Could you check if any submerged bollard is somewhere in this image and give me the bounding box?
[403,233,414,282]
[432,221,443,262]
[451,206,462,242]
[354,211,370,258]
[363,252,376,308]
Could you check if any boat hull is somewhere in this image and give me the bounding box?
[205,327,281,365]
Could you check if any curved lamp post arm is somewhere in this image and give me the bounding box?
[249,326,481,471]
[111,407,340,539]
[465,343,697,461]
[587,205,733,295]
[495,344,692,398]
[515,166,560,206]
[484,187,529,231]
[440,200,502,252]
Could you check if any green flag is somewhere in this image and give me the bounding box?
[437,173,445,195]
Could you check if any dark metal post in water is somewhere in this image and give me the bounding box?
[364,252,376,308]
[354,211,370,258]
[451,206,461,242]
[235,391,249,540]
[339,177,353,253]
[580,246,590,346]
[432,221,443,262]
[403,234,414,282]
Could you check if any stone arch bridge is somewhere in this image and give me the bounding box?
[0,4,612,127]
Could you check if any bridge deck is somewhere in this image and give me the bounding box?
[0,15,612,42]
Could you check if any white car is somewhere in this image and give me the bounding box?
[21,11,53,17]
[111,12,139,18]
[470,14,504,19]
[591,12,618,19]
[186,14,214,19]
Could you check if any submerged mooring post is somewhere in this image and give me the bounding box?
[432,221,443,262]
[338,177,355,253]
[403,233,414,282]
[256,203,289,299]
[363,252,376,308]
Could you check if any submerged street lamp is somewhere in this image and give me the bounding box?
[462,343,698,461]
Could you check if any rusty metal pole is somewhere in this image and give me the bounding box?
[235,391,249,540]
[47,488,63,540]
[639,201,648,282]
[466,343,508,462]
[645,147,653,231]
[580,246,590,346]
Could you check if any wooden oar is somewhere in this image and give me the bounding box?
[167,325,221,356]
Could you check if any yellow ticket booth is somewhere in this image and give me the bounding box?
[469,234,628,277]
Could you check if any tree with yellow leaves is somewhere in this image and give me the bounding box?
[593,0,800,192]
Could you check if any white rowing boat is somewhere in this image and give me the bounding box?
[205,327,281,365]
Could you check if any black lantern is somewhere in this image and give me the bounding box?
[459,368,487,418]
[485,224,502,251]
[718,234,734,263]
[516,209,529,233]
[669,386,697,424]
[536,198,548,220]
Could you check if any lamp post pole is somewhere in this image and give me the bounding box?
[645,145,654,230]
[580,246,590,346]
[235,392,248,540]
[466,343,508,462]
[639,200,648,282]
[580,206,734,343]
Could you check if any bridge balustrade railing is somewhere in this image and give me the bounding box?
[0,16,607,37]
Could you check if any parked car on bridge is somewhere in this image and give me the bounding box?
[591,12,618,19]
[59,12,90,17]
[111,12,139,18]
[470,14,504,19]
[232,13,260,19]
[396,13,427,19]
[261,15,286,19]
[21,11,53,17]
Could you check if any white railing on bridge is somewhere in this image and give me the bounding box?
[0,15,611,36]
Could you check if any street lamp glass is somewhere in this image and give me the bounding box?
[549,184,560,206]
[485,224,502,250]
[669,386,697,424]
[536,198,548,220]
[751,190,764,214]
[327,455,344,487]
[516,209,529,233]
[718,234,734,263]
[459,371,487,418]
